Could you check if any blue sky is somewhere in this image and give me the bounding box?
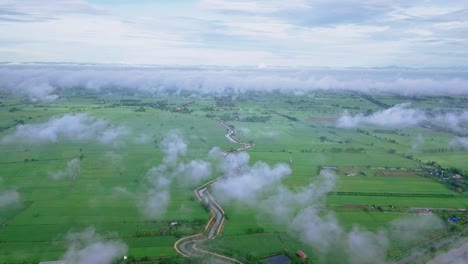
[0,0,467,67]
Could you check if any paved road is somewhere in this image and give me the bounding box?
[174,120,252,263]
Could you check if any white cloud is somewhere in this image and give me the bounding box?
[62,227,127,264]
[160,132,187,165]
[213,151,291,203]
[336,103,427,128]
[0,1,467,66]
[0,188,20,209]
[49,158,80,180]
[450,137,468,149]
[140,132,212,218]
[2,113,129,144]
[337,103,468,129]
[0,177,20,209]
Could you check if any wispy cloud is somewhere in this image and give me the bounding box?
[140,132,212,219]
[213,151,291,203]
[0,0,104,22]
[0,187,20,209]
[450,137,468,149]
[49,158,80,180]
[336,103,427,128]
[0,1,467,66]
[2,113,129,144]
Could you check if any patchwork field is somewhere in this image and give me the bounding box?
[0,90,467,264]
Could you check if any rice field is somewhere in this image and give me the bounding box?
[0,90,466,263]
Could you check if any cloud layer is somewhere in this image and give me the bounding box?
[1,65,468,101]
[49,158,81,180]
[2,113,129,144]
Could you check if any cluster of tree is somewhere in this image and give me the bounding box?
[218,113,271,123]
[273,111,298,121]
[245,227,264,234]
[214,96,235,107]
[8,107,21,112]
[421,161,468,193]
[357,128,370,135]
[373,129,398,134]
[111,100,172,111]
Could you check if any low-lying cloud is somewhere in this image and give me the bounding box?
[0,177,21,209]
[0,188,20,209]
[2,113,129,144]
[450,137,468,149]
[212,152,444,263]
[1,64,468,101]
[140,132,212,218]
[213,151,291,203]
[337,103,468,130]
[49,158,80,180]
[336,103,426,128]
[62,227,127,264]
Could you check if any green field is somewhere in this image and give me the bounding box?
[0,90,467,264]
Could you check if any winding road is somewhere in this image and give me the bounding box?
[174,120,253,263]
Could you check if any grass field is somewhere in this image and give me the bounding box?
[0,90,467,263]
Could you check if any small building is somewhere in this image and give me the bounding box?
[296,250,308,260]
[453,174,462,179]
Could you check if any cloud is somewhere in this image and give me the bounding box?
[1,65,468,102]
[412,134,425,150]
[49,158,80,180]
[0,177,21,209]
[336,103,427,128]
[212,152,444,263]
[2,113,129,144]
[337,103,468,129]
[213,151,291,204]
[174,160,212,186]
[0,0,104,22]
[133,133,152,144]
[62,227,127,264]
[140,132,212,218]
[160,132,187,165]
[0,188,20,209]
[1,1,467,66]
[450,137,468,149]
[432,110,468,131]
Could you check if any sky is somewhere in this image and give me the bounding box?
[0,0,467,67]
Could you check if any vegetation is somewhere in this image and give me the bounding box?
[0,90,467,263]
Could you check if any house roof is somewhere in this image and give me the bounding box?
[296,250,308,259]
